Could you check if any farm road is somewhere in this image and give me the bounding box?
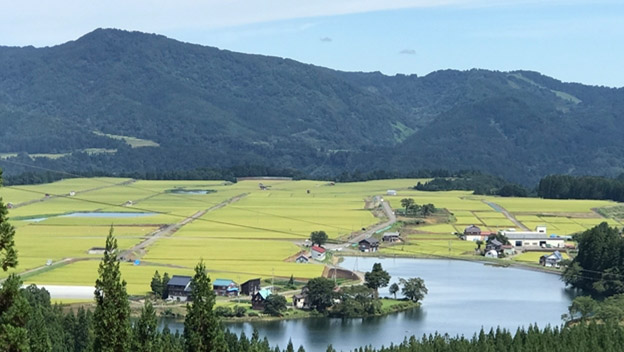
[483,200,529,230]
[119,192,249,260]
[10,179,137,209]
[348,198,396,244]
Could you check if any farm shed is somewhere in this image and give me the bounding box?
[167,275,192,301]
[87,247,106,255]
[311,246,326,261]
[386,190,397,196]
[382,232,401,243]
[241,278,261,296]
[500,226,564,249]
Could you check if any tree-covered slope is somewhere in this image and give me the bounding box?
[1,28,623,183]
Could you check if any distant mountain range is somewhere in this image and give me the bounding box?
[1,28,623,184]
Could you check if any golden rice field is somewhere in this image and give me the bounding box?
[1,177,621,295]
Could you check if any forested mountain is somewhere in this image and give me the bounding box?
[1,28,623,183]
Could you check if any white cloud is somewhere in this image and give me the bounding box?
[0,0,523,46]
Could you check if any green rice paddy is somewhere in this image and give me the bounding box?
[1,177,621,295]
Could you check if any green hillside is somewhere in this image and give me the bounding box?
[1,28,623,183]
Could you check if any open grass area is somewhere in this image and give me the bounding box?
[93,131,160,148]
[381,240,476,257]
[512,251,570,264]
[484,197,616,213]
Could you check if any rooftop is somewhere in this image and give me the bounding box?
[360,237,380,245]
[311,246,326,253]
[167,275,192,287]
[213,278,236,287]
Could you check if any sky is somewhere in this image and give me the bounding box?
[1,0,623,87]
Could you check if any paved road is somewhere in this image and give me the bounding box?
[483,200,528,230]
[348,198,396,244]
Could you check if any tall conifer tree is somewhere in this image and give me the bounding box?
[184,261,228,352]
[93,227,131,352]
[133,300,160,352]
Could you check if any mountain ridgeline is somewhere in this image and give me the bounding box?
[1,28,623,184]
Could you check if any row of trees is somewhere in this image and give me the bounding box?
[413,171,530,197]
[150,270,171,299]
[399,199,436,217]
[303,263,428,318]
[562,222,624,297]
[538,174,624,202]
[331,323,624,352]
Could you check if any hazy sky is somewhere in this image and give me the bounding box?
[1,0,623,87]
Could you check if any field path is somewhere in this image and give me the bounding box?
[9,179,137,209]
[119,193,249,260]
[348,198,396,244]
[483,200,529,230]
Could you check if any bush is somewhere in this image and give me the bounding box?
[233,305,247,317]
[214,306,234,317]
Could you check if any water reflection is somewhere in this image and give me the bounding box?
[166,257,575,351]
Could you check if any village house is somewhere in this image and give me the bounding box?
[462,225,495,242]
[359,237,380,252]
[485,239,503,253]
[252,288,272,310]
[540,251,564,268]
[462,225,481,241]
[240,278,261,296]
[311,246,326,261]
[382,231,401,243]
[293,287,310,309]
[213,279,239,296]
[295,254,310,263]
[167,275,192,301]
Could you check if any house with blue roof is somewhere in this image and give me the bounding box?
[540,251,564,268]
[213,278,239,297]
[252,288,272,310]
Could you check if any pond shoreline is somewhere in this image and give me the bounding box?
[337,253,564,276]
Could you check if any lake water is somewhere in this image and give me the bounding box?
[167,257,575,351]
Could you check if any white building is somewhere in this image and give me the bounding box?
[310,246,326,261]
[386,190,397,196]
[500,226,565,249]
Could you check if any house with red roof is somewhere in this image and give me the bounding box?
[310,246,326,261]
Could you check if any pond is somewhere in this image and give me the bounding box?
[167,189,216,195]
[165,257,575,351]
